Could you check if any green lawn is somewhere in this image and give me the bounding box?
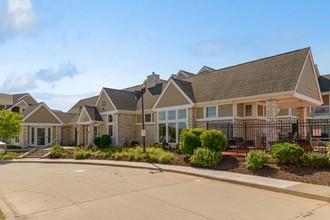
[0,152,22,160]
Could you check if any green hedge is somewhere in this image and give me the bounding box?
[190,147,221,168]
[270,142,304,165]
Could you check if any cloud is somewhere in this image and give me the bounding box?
[35,61,80,82]
[188,39,225,56]
[280,31,303,42]
[0,72,36,93]
[0,0,37,41]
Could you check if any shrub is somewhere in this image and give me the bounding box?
[94,137,101,147]
[245,150,268,170]
[49,145,66,158]
[270,142,304,165]
[73,147,92,159]
[327,144,330,158]
[158,152,176,164]
[200,129,227,153]
[179,128,205,155]
[190,147,221,168]
[100,135,111,147]
[0,152,22,160]
[303,152,329,168]
[130,141,139,147]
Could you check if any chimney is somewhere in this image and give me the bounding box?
[146,72,160,88]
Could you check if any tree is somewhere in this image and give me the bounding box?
[0,110,23,151]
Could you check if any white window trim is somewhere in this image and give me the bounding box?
[205,106,217,119]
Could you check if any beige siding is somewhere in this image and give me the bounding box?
[296,55,321,101]
[237,103,244,117]
[136,114,142,123]
[155,83,190,108]
[322,95,329,105]
[61,126,74,145]
[196,107,204,119]
[24,106,61,124]
[279,109,289,116]
[218,104,233,117]
[96,91,115,112]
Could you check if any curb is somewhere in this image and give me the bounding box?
[5,159,330,203]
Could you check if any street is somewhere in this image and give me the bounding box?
[0,162,329,220]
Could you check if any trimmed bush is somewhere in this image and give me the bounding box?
[94,137,101,147]
[73,147,92,159]
[130,141,139,147]
[270,142,304,165]
[200,129,227,153]
[49,145,66,158]
[303,152,329,168]
[100,135,111,147]
[190,147,221,168]
[245,150,268,170]
[179,128,205,155]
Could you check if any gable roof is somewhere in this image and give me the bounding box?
[103,88,137,111]
[68,95,99,113]
[136,83,166,111]
[85,106,103,121]
[22,102,63,124]
[180,48,311,103]
[318,74,330,92]
[197,66,215,74]
[172,78,195,102]
[53,111,77,123]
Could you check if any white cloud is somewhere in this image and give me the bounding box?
[188,39,225,56]
[34,61,80,82]
[0,0,36,41]
[0,72,36,93]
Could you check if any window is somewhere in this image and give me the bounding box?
[108,125,113,137]
[94,126,98,138]
[168,123,176,143]
[158,111,166,121]
[206,106,216,118]
[167,110,176,120]
[158,123,166,142]
[108,115,113,123]
[145,113,152,122]
[258,105,263,117]
[178,109,187,119]
[245,105,252,116]
[178,122,187,137]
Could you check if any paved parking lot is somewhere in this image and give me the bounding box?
[0,162,329,219]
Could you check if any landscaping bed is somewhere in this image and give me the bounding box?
[49,146,330,187]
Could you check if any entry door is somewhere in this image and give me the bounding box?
[37,128,45,145]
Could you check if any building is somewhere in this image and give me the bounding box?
[0,47,323,148]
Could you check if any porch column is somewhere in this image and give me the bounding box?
[56,126,61,145]
[153,112,158,143]
[88,124,94,145]
[265,100,279,149]
[113,113,119,146]
[77,125,84,146]
[20,126,29,148]
[266,99,278,122]
[296,107,307,139]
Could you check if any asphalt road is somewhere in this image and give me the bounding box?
[0,162,329,220]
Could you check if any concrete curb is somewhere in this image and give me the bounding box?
[5,158,330,203]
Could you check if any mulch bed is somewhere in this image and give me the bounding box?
[169,154,330,186]
[55,151,330,187]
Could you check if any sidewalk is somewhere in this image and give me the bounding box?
[7,158,330,202]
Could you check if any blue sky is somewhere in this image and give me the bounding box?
[1,0,330,111]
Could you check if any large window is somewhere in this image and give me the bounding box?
[245,105,252,116]
[158,111,166,121]
[157,109,187,144]
[206,106,216,118]
[145,113,152,122]
[108,114,113,123]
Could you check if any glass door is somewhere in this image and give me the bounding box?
[37,128,45,146]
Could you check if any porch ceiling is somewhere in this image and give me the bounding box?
[277,97,317,109]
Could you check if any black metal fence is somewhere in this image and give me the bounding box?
[207,119,330,155]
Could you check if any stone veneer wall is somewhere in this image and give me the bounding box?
[188,108,195,128]
[135,124,155,145]
[118,113,136,146]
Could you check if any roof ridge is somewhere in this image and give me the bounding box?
[182,47,310,80]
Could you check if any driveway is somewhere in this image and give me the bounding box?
[0,163,329,219]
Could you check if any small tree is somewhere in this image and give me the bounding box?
[100,134,111,148]
[0,110,23,151]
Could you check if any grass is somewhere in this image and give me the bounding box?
[0,208,5,220]
[0,152,22,160]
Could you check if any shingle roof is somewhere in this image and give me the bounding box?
[21,103,41,118]
[53,111,77,123]
[197,66,215,74]
[172,78,195,102]
[318,74,330,92]
[104,88,137,111]
[68,96,99,113]
[85,106,103,121]
[180,48,310,103]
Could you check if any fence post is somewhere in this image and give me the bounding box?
[244,122,247,155]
